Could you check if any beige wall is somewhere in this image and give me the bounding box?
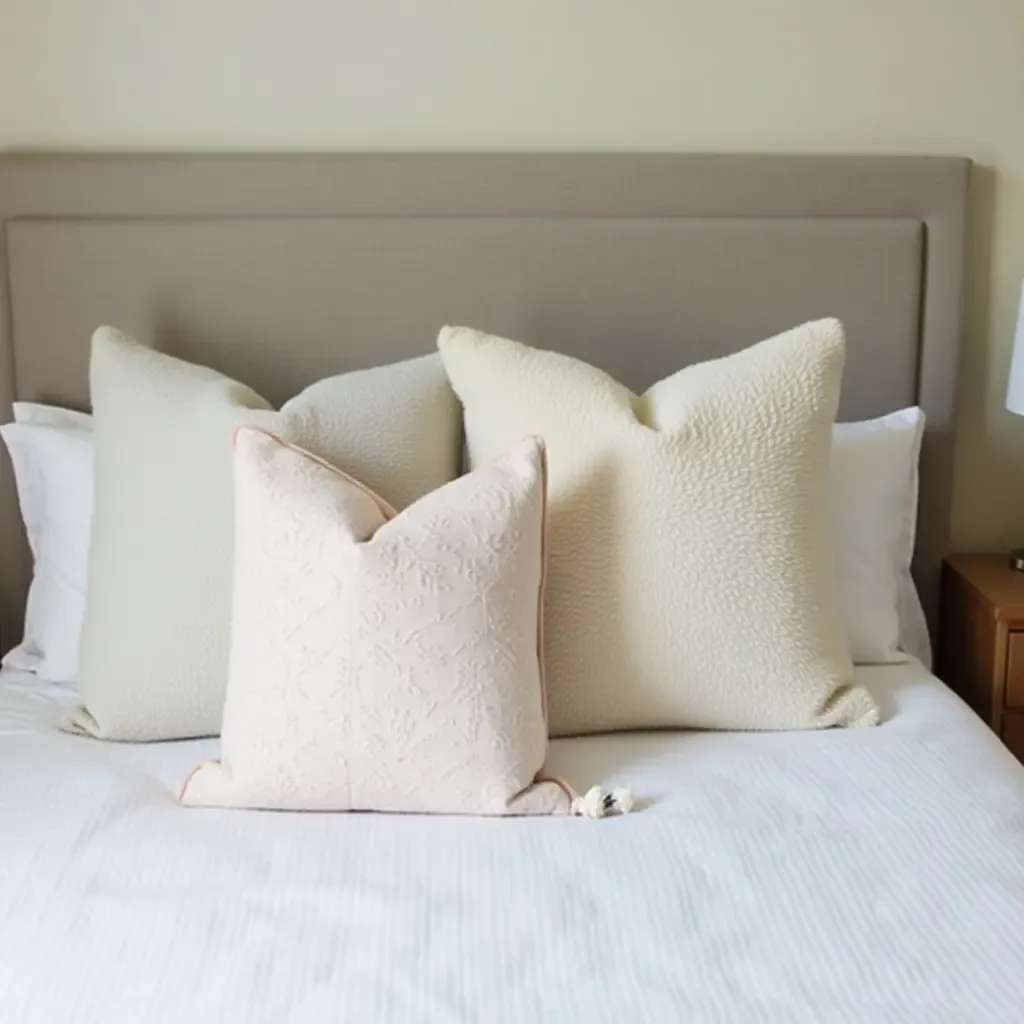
[2,0,1022,548]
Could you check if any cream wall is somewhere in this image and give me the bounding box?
[1,0,1022,548]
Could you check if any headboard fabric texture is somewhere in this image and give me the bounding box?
[0,154,969,650]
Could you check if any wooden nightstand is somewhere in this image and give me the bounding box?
[938,554,1024,762]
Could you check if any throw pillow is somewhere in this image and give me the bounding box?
[64,328,460,740]
[439,320,877,735]
[180,430,572,815]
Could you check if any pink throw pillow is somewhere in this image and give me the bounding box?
[180,428,573,815]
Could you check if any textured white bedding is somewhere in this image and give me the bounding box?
[2,662,1023,1023]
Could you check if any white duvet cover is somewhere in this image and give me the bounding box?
[1,662,1023,1024]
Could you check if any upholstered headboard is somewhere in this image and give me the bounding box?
[0,153,969,648]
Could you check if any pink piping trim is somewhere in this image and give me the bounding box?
[177,758,216,803]
[532,435,550,728]
[232,425,398,521]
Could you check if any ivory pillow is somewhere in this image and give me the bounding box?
[64,328,460,741]
[181,430,571,816]
[439,319,877,735]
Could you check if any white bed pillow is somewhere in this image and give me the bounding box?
[10,402,93,431]
[832,408,929,666]
[181,430,572,815]
[440,320,876,736]
[1,405,93,683]
[63,328,461,741]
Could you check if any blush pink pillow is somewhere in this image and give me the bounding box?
[180,428,572,816]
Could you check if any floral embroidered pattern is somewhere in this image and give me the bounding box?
[181,429,571,816]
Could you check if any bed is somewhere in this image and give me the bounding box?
[3,662,1024,1022]
[1,154,1023,1023]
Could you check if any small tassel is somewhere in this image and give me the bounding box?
[610,786,634,815]
[571,784,635,819]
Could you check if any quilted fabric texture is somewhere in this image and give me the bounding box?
[440,320,877,735]
[181,429,571,816]
[65,328,461,741]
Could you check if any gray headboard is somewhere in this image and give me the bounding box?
[0,153,969,650]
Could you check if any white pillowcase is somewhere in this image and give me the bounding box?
[832,407,929,666]
[1,404,93,684]
[9,402,93,432]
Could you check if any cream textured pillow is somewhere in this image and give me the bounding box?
[64,328,460,741]
[181,429,571,816]
[439,320,877,735]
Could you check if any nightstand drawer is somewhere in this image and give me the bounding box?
[1004,714,1024,762]
[1007,634,1024,708]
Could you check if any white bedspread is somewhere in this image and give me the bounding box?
[1,662,1023,1024]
